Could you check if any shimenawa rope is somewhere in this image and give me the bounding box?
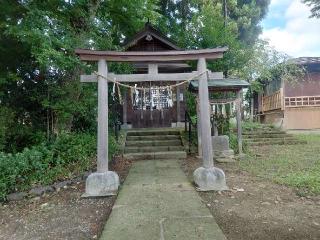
[93,70,209,90]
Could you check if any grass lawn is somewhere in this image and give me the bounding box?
[241,134,320,195]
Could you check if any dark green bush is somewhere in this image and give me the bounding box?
[0,132,119,201]
[0,144,53,200]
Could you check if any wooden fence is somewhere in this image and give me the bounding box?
[262,88,283,112]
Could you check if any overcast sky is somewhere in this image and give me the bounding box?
[261,0,320,57]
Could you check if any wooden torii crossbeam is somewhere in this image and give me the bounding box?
[76,48,229,197]
[75,47,228,61]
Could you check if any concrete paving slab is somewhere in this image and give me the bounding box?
[100,160,226,240]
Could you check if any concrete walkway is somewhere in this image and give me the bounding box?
[100,160,226,240]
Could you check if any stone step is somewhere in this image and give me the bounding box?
[244,137,293,142]
[125,139,182,147]
[243,133,293,139]
[123,151,187,161]
[243,137,296,142]
[126,135,180,141]
[127,130,180,136]
[246,139,305,146]
[243,130,286,135]
[124,146,184,153]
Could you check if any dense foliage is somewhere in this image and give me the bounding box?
[0,132,118,200]
[0,132,93,200]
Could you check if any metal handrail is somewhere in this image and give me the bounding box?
[114,119,121,142]
[184,111,197,153]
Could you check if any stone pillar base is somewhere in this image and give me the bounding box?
[82,171,119,197]
[193,167,228,191]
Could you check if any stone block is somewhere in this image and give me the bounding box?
[214,149,234,158]
[29,186,54,196]
[71,176,83,183]
[82,170,92,180]
[7,192,28,201]
[212,135,230,151]
[53,180,72,190]
[83,171,119,197]
[193,167,228,191]
[212,135,235,162]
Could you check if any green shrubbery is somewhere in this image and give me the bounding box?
[241,121,276,131]
[279,171,320,195]
[0,132,119,201]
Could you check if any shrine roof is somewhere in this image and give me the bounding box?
[189,78,249,91]
[123,22,181,50]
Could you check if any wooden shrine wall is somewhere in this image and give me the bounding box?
[124,83,186,128]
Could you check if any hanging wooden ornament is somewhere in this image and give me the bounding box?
[140,89,143,119]
[157,86,161,110]
[143,88,146,110]
[168,86,173,108]
[150,83,153,120]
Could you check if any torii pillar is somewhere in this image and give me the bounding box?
[84,59,119,197]
[193,58,228,191]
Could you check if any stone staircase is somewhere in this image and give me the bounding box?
[243,128,306,147]
[123,129,187,161]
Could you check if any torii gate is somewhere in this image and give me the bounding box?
[76,48,229,197]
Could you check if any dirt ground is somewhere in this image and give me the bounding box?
[0,158,132,240]
[1,154,320,240]
[182,155,320,240]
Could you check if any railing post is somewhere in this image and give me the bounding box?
[189,121,191,153]
[123,90,128,128]
[185,111,187,132]
[177,82,181,124]
[236,90,243,155]
[280,87,284,110]
[115,122,119,142]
